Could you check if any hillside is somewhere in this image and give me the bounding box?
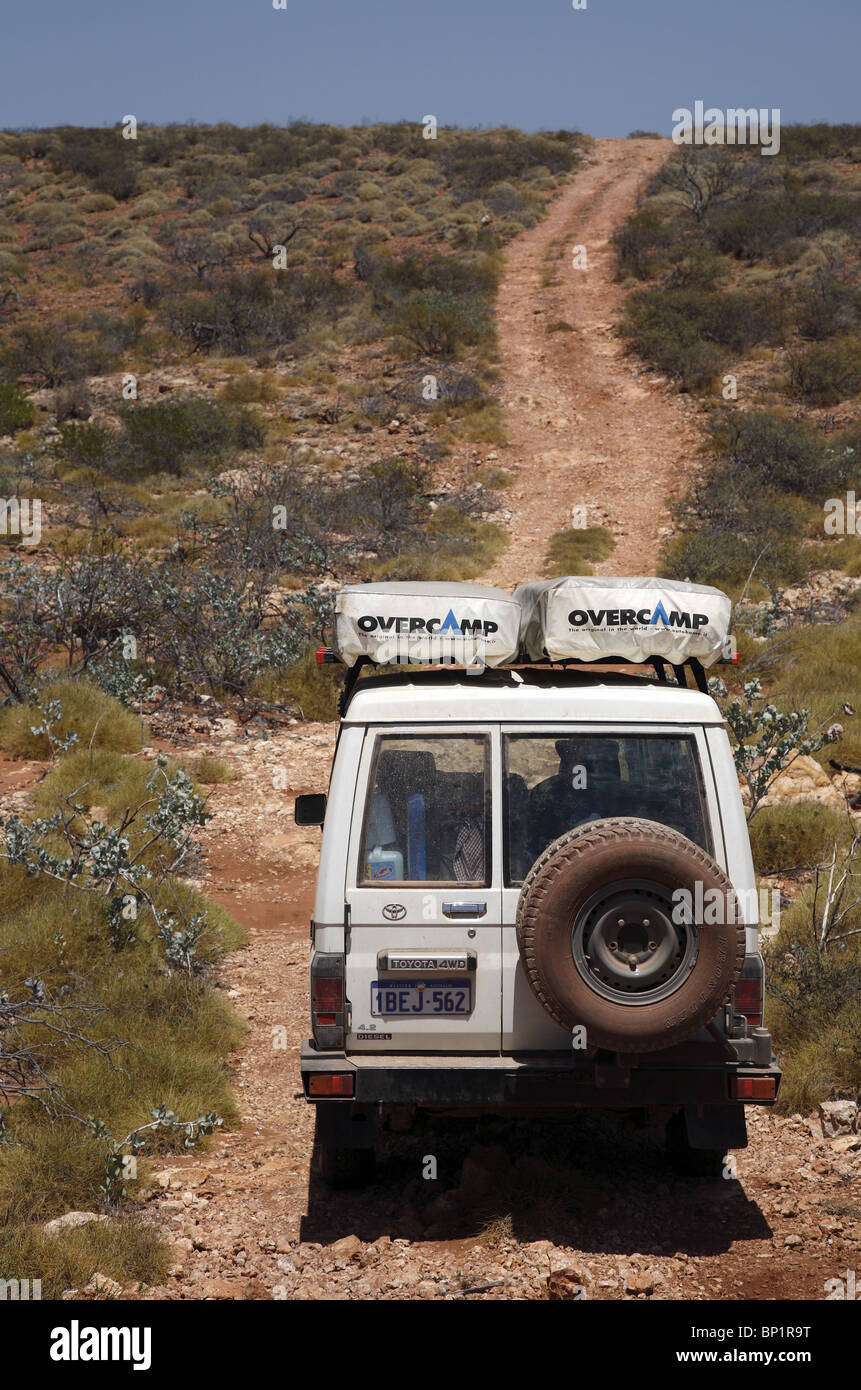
[1,123,860,1303]
[0,122,589,598]
[613,127,861,603]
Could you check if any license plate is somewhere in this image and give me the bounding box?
[371,979,472,1017]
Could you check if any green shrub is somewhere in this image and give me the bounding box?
[660,527,810,590]
[0,680,142,758]
[129,193,171,219]
[0,383,35,434]
[821,535,861,577]
[0,250,23,277]
[50,223,86,245]
[118,396,264,476]
[619,290,722,388]
[451,404,507,444]
[2,314,137,387]
[57,403,262,483]
[749,802,854,874]
[55,419,115,473]
[543,526,616,577]
[661,245,730,291]
[51,128,140,201]
[753,619,861,769]
[53,379,93,423]
[475,466,514,489]
[484,182,525,216]
[612,210,672,281]
[0,1216,169,1300]
[252,647,341,721]
[32,748,151,820]
[0,943,243,1241]
[659,409,847,589]
[219,372,281,404]
[794,266,860,341]
[176,755,237,784]
[371,518,507,582]
[24,201,69,227]
[707,190,861,261]
[778,123,861,162]
[764,882,861,1112]
[393,291,491,357]
[789,334,861,405]
[707,409,839,498]
[80,192,117,213]
[435,130,584,203]
[166,269,351,355]
[623,286,784,365]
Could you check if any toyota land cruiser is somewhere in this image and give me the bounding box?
[297,579,781,1186]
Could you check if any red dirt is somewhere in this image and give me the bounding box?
[481,137,703,587]
[7,142,858,1304]
[124,720,859,1303]
[129,141,859,1301]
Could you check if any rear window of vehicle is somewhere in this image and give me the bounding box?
[358,734,491,886]
[503,733,711,885]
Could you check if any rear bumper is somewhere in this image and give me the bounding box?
[300,1040,781,1108]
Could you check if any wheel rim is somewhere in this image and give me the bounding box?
[571,878,698,1005]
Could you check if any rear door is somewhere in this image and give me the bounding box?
[500,723,722,1052]
[345,725,502,1052]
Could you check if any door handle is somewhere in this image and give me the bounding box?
[442,902,487,919]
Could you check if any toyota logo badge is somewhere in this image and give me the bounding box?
[382,903,407,921]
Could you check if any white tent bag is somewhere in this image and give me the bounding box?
[515,576,731,668]
[333,581,522,668]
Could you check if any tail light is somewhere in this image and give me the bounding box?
[731,1076,775,1100]
[309,1073,354,1097]
[311,952,346,1050]
[732,957,764,1028]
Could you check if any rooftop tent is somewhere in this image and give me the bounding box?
[332,581,522,668]
[514,576,732,668]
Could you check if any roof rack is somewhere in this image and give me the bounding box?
[317,646,738,716]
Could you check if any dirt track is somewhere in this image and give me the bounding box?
[126,724,860,1301]
[6,139,851,1301]
[482,137,702,587]
[125,139,860,1302]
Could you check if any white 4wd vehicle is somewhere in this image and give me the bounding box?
[298,579,781,1186]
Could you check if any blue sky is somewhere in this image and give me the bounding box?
[2,0,859,134]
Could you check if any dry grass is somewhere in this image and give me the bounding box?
[0,1219,169,1299]
[0,680,143,758]
[0,732,245,1292]
[543,526,616,577]
[176,755,237,784]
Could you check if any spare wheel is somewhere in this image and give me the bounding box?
[516,818,745,1052]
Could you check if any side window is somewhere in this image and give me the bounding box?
[358,735,490,886]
